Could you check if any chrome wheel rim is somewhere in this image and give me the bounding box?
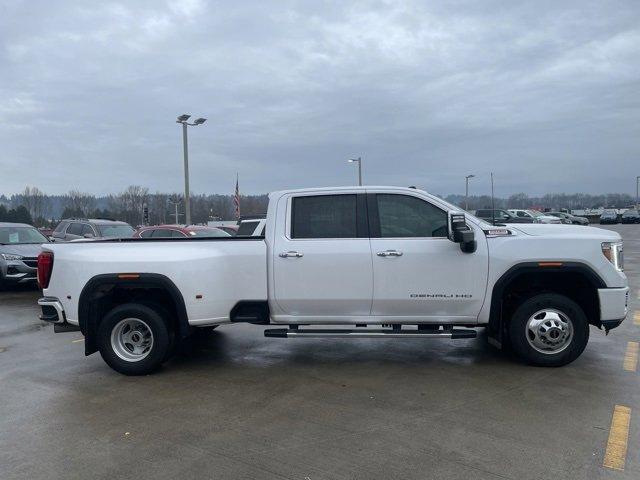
[110,318,154,362]
[525,309,573,354]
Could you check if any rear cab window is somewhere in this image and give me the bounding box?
[291,194,358,239]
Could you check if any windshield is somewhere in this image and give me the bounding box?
[97,224,135,238]
[0,226,49,244]
[623,210,639,217]
[526,210,543,217]
[188,228,231,238]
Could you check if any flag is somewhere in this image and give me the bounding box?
[234,174,240,219]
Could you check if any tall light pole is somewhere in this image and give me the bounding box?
[348,157,362,186]
[465,174,475,211]
[636,176,640,209]
[176,114,207,225]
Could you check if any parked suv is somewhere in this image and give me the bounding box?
[621,209,640,224]
[52,219,135,242]
[0,222,49,288]
[600,210,619,225]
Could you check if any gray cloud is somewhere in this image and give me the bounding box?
[1,0,639,197]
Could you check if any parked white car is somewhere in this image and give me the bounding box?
[38,186,628,375]
[508,209,562,224]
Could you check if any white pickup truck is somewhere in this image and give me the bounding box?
[37,186,629,375]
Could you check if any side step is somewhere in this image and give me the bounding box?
[264,327,477,339]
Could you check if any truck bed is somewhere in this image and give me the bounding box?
[43,237,267,326]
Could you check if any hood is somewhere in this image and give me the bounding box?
[0,243,44,257]
[508,224,621,240]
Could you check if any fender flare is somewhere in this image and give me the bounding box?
[78,273,191,355]
[487,262,606,348]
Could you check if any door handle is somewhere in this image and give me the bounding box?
[377,250,403,257]
[279,251,304,258]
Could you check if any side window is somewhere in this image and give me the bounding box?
[171,230,186,238]
[152,229,173,238]
[291,194,357,239]
[53,221,67,234]
[376,194,447,238]
[66,223,83,236]
[81,224,95,236]
[140,229,153,238]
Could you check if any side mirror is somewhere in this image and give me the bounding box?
[448,213,476,253]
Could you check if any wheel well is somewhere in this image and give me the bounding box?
[78,274,190,355]
[488,264,605,347]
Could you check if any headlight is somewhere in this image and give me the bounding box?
[602,241,624,271]
[1,253,23,261]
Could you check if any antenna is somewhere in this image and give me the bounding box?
[491,172,495,225]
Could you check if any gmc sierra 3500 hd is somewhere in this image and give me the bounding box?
[37,186,629,375]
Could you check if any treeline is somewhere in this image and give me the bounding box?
[444,192,637,211]
[0,186,268,227]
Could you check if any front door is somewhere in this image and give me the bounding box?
[369,192,488,322]
[271,192,373,321]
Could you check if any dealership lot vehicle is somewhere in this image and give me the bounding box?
[134,225,231,238]
[600,209,619,224]
[474,208,533,224]
[621,209,640,224]
[38,186,628,375]
[508,209,562,224]
[0,223,49,289]
[546,211,589,225]
[51,218,135,242]
[1,223,638,480]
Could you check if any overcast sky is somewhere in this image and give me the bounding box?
[1,0,639,197]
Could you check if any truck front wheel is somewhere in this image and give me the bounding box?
[97,303,171,376]
[508,293,589,367]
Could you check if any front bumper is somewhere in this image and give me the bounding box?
[1,258,37,284]
[598,287,629,330]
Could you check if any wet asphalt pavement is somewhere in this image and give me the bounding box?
[1,225,639,480]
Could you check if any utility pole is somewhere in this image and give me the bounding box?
[176,114,207,225]
[490,172,495,225]
[636,176,639,209]
[348,157,362,186]
[465,174,475,211]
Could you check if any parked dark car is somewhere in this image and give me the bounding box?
[546,211,589,225]
[0,222,49,289]
[599,210,619,224]
[133,225,231,238]
[621,209,640,224]
[474,209,535,224]
[52,218,135,242]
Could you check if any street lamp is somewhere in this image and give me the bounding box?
[348,157,362,186]
[465,174,475,211]
[636,176,640,209]
[176,114,207,225]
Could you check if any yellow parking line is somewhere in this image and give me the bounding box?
[603,405,631,471]
[634,311,640,326]
[71,338,84,343]
[623,342,639,372]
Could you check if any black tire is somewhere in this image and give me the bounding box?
[97,303,171,376]
[508,293,589,367]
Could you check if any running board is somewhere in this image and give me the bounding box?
[264,327,477,339]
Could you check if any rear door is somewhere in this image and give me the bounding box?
[271,192,373,321]
[369,191,488,322]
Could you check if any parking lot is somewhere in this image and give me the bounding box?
[0,224,637,480]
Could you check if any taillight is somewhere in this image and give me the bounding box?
[37,251,54,289]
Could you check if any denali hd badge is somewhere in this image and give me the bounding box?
[410,293,473,299]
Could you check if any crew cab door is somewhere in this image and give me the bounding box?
[368,192,488,322]
[271,192,373,321]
